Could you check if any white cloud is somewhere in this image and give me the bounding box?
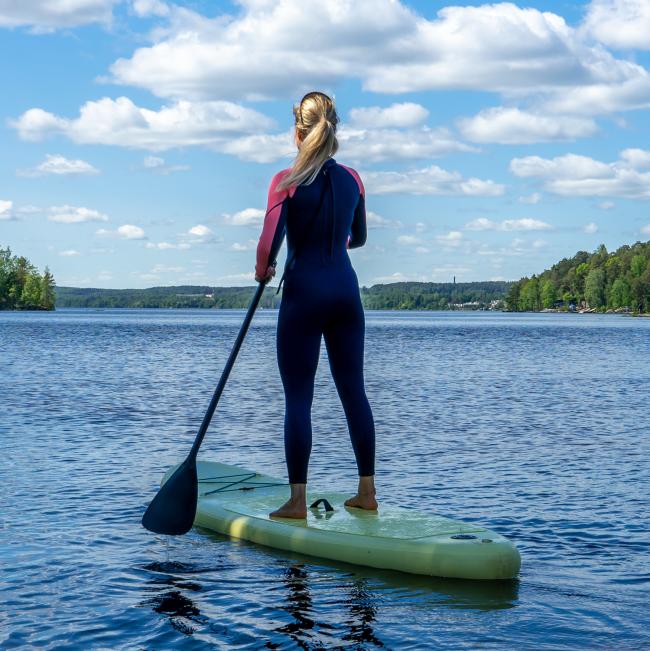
[583,0,650,50]
[48,205,108,223]
[397,235,421,246]
[0,200,14,220]
[10,97,275,152]
[598,201,615,210]
[620,148,650,169]
[584,222,599,234]
[59,249,81,256]
[519,192,541,205]
[435,231,463,247]
[510,150,650,199]
[143,155,189,174]
[131,0,169,18]
[457,107,597,144]
[118,224,146,239]
[106,1,641,104]
[348,103,429,129]
[223,208,265,227]
[476,238,548,258]
[188,224,211,237]
[219,130,295,163]
[18,154,99,177]
[145,241,190,250]
[366,211,402,229]
[230,240,257,252]
[363,164,504,196]
[464,217,552,231]
[8,97,471,165]
[641,224,650,235]
[339,124,474,163]
[215,272,256,284]
[372,271,429,284]
[0,0,117,31]
[541,75,650,116]
[151,264,185,273]
[97,224,146,239]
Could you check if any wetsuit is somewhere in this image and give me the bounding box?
[255,157,375,484]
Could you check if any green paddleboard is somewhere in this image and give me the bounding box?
[161,461,521,581]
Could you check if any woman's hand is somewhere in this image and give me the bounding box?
[255,265,276,284]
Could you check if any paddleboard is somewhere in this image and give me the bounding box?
[161,460,521,581]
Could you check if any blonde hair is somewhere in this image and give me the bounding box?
[276,91,339,192]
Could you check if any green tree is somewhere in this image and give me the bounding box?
[40,267,56,310]
[520,276,540,311]
[584,268,606,308]
[631,255,646,278]
[506,282,521,311]
[0,246,55,310]
[609,277,631,309]
[20,274,42,309]
[540,279,557,308]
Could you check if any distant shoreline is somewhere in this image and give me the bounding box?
[5,305,649,317]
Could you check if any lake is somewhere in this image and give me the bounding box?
[1,309,649,649]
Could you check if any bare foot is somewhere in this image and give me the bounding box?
[344,492,378,511]
[269,498,307,519]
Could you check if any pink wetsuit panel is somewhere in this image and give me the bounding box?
[255,168,294,279]
[339,164,365,248]
[339,164,365,197]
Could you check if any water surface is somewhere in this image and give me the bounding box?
[1,309,649,649]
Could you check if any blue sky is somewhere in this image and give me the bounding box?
[1,0,650,288]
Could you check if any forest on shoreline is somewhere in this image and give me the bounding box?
[506,240,650,313]
[55,281,510,310]
[8,239,650,313]
[0,247,55,311]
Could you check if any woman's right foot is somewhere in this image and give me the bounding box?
[344,491,378,510]
[345,475,378,510]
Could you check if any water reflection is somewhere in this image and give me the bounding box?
[341,580,385,648]
[140,561,205,636]
[139,536,519,649]
[268,563,385,649]
[271,565,318,647]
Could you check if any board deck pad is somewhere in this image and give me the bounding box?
[161,461,521,580]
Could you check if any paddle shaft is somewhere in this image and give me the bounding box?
[188,281,266,462]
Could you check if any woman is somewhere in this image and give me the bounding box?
[254,91,377,519]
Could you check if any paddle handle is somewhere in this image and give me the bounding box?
[188,281,266,461]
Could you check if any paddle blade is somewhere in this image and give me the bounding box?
[141,458,198,535]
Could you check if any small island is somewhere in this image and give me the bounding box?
[0,246,55,311]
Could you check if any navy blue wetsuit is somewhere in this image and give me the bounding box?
[255,157,375,484]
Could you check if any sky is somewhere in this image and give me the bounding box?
[1,0,650,289]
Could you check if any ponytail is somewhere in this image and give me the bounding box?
[276,92,339,192]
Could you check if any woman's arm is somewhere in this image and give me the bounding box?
[255,169,292,282]
[340,165,367,249]
[348,193,367,249]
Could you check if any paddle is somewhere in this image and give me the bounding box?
[142,280,267,535]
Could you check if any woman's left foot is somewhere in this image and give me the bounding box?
[269,498,307,519]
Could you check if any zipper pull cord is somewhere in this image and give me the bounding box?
[328,171,335,260]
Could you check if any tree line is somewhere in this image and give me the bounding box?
[55,281,511,310]
[506,240,650,313]
[0,246,55,310]
[360,281,510,310]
